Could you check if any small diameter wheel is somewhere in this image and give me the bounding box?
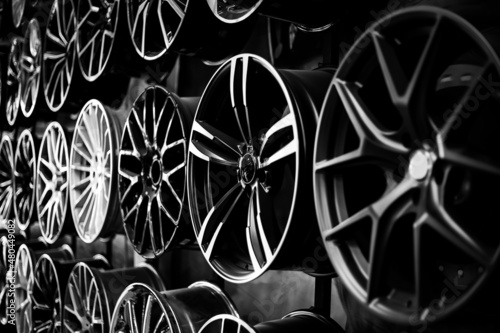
[110,281,238,333]
[37,122,71,244]
[63,263,164,333]
[69,99,123,243]
[6,38,22,127]
[0,136,14,222]
[20,19,43,119]
[187,53,333,283]
[14,129,37,230]
[119,86,196,258]
[42,0,77,112]
[314,6,500,324]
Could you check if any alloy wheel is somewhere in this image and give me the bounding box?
[0,136,14,222]
[6,38,22,127]
[14,129,36,231]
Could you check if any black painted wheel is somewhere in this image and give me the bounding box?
[0,136,14,222]
[314,6,500,324]
[6,38,22,127]
[119,86,196,258]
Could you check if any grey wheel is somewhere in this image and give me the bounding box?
[20,19,43,119]
[0,136,14,222]
[14,129,36,231]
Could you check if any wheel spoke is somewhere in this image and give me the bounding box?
[230,56,252,143]
[190,121,242,163]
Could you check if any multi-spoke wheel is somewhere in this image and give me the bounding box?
[20,19,43,119]
[314,6,500,324]
[0,136,14,222]
[119,86,196,258]
[110,281,238,333]
[6,38,22,127]
[14,129,37,230]
[69,99,124,243]
[199,311,344,333]
[187,53,333,283]
[42,0,77,112]
[37,122,72,244]
[63,263,164,333]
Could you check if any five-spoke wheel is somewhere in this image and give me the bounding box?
[0,136,14,222]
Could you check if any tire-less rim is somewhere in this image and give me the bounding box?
[6,38,22,126]
[314,6,500,323]
[37,122,69,244]
[43,0,77,112]
[15,244,35,333]
[119,86,189,258]
[70,99,116,243]
[126,0,186,60]
[14,129,36,230]
[206,0,262,24]
[11,0,26,28]
[20,19,42,118]
[0,137,14,221]
[188,54,301,283]
[76,0,120,81]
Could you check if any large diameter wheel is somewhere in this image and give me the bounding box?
[187,53,333,283]
[37,122,72,244]
[6,38,22,127]
[314,6,500,324]
[119,86,197,258]
[110,281,238,333]
[42,0,77,112]
[63,263,164,333]
[0,136,14,222]
[69,99,124,243]
[14,129,37,230]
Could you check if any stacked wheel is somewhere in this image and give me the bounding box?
[0,136,14,223]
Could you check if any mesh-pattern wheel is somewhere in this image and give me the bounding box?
[119,86,196,258]
[20,19,43,119]
[14,129,36,230]
[63,263,164,333]
[11,0,25,28]
[42,0,77,112]
[187,53,333,283]
[6,38,22,127]
[69,99,123,243]
[37,122,71,244]
[0,136,14,222]
[314,6,500,324]
[110,281,238,333]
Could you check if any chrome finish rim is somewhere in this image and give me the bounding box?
[6,38,22,126]
[119,86,188,258]
[14,129,36,230]
[69,99,116,243]
[126,0,186,60]
[187,54,301,283]
[20,19,43,119]
[76,0,120,81]
[11,0,26,28]
[42,0,77,112]
[0,137,14,222]
[37,122,69,244]
[15,245,35,333]
[314,7,500,323]
[206,0,262,24]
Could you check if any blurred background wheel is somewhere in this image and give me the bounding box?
[6,38,22,127]
[0,136,14,223]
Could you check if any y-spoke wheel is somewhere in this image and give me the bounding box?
[0,136,14,222]
[6,38,22,127]
[42,0,77,112]
[14,129,37,230]
[63,263,164,333]
[76,0,120,81]
[11,0,25,28]
[70,99,123,243]
[20,19,43,119]
[110,281,238,333]
[119,86,196,258]
[37,122,71,244]
[188,54,333,283]
[314,7,500,324]
[206,0,262,23]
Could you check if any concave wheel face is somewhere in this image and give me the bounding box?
[32,256,62,333]
[119,87,188,258]
[207,0,262,23]
[76,0,119,81]
[70,100,115,243]
[15,245,35,333]
[43,0,77,112]
[126,0,186,60]
[314,7,500,323]
[199,314,254,333]
[37,122,69,244]
[11,0,25,28]
[0,137,14,222]
[14,130,36,230]
[188,54,300,283]
[63,263,108,333]
[6,39,22,126]
[20,19,42,118]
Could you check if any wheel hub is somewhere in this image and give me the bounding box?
[408,150,432,181]
[239,153,257,185]
[150,158,162,187]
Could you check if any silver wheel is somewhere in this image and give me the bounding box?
[6,38,22,127]
[11,0,26,28]
[20,19,42,119]
[0,136,14,222]
[207,0,262,23]
[37,122,70,244]
[14,129,36,231]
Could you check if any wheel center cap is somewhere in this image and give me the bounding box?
[240,154,256,184]
[150,158,162,186]
[409,150,432,181]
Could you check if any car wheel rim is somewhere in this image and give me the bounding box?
[0,136,14,221]
[20,19,42,119]
[14,129,36,230]
[15,245,36,333]
[6,38,22,126]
